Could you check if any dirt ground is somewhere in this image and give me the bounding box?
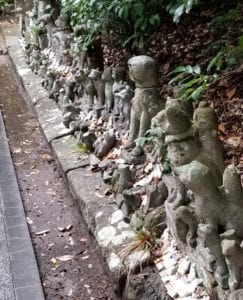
[0,53,118,299]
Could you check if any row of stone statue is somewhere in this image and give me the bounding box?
[24,0,166,148]
[24,1,243,297]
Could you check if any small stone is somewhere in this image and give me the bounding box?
[97,226,116,247]
[110,210,124,225]
[107,252,123,274]
[163,257,178,269]
[177,257,191,275]
[117,221,130,230]
[124,249,150,271]
[112,231,136,246]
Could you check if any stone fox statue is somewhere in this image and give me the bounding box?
[127,56,165,148]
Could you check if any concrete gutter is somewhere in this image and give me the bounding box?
[0,104,45,299]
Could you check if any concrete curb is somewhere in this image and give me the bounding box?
[1,25,164,298]
[0,107,45,299]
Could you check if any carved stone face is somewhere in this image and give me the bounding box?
[128,55,158,88]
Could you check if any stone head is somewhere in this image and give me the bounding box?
[161,97,192,135]
[193,101,218,132]
[128,55,158,88]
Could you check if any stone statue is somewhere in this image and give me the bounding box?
[126,56,165,148]
[193,101,225,173]
[88,69,105,110]
[29,48,42,73]
[78,69,96,109]
[36,9,58,49]
[112,66,127,116]
[159,96,243,291]
[43,70,56,90]
[52,14,72,64]
[114,84,134,130]
[102,67,114,112]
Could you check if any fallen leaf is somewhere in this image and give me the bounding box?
[57,224,73,232]
[46,191,56,196]
[26,217,33,225]
[81,255,89,260]
[50,257,61,268]
[12,147,21,153]
[226,136,241,147]
[35,229,50,235]
[218,123,226,133]
[80,238,87,242]
[95,192,105,199]
[56,255,74,262]
[69,237,74,246]
[226,87,236,99]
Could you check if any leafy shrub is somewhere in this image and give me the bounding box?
[207,34,243,72]
[167,0,200,23]
[169,64,217,102]
[0,0,13,13]
[211,4,240,30]
[61,0,165,51]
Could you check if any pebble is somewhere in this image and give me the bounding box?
[178,257,191,275]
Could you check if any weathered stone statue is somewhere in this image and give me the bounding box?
[52,14,72,64]
[112,66,127,116]
[126,56,165,148]
[159,96,243,293]
[29,48,42,73]
[78,69,96,109]
[88,69,105,110]
[43,70,56,91]
[114,84,134,130]
[102,67,114,112]
[36,9,58,49]
[193,101,225,173]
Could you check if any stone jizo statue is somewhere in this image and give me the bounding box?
[126,55,165,148]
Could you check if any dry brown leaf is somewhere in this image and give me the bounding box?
[226,87,236,99]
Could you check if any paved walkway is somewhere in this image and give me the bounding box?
[0,30,45,300]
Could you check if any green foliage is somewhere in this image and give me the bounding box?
[207,34,243,72]
[211,4,240,30]
[0,0,13,12]
[61,0,164,51]
[167,0,200,23]
[76,142,89,153]
[225,35,243,66]
[207,51,224,73]
[169,64,217,102]
[136,126,161,148]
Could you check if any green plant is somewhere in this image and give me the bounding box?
[169,64,217,102]
[207,34,243,72]
[61,0,165,51]
[167,0,200,23]
[76,142,89,154]
[0,0,13,14]
[211,4,240,30]
[207,51,224,73]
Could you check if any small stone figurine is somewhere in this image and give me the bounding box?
[127,55,165,148]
